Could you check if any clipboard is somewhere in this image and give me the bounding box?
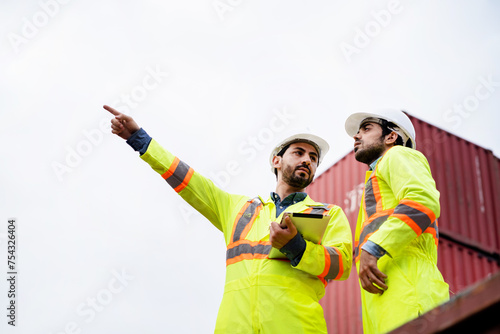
[268,212,330,259]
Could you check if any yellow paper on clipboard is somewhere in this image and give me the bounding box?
[268,212,330,259]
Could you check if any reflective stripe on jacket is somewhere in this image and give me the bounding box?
[355,146,449,334]
[141,139,353,333]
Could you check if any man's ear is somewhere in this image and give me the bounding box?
[272,155,282,171]
[385,131,399,146]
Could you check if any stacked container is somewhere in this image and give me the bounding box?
[308,114,500,334]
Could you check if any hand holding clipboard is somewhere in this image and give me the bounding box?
[268,212,330,259]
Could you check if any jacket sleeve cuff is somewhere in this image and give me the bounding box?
[126,128,152,155]
[280,233,306,266]
[361,240,387,259]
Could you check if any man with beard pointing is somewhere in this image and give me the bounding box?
[104,105,352,334]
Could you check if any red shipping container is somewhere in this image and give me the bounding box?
[308,114,500,334]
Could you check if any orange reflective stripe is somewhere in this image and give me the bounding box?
[230,201,252,243]
[399,199,437,223]
[226,199,266,265]
[424,220,439,246]
[355,209,394,260]
[226,240,271,266]
[302,207,313,214]
[319,246,344,280]
[362,209,394,229]
[161,157,194,193]
[228,238,271,249]
[240,205,262,240]
[318,276,328,287]
[392,200,436,236]
[370,173,384,213]
[230,198,262,243]
[355,231,375,263]
[173,167,193,193]
[424,226,438,246]
[226,253,269,266]
[392,213,423,235]
[320,247,331,278]
[161,157,180,179]
[333,247,343,280]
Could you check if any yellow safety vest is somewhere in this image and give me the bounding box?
[141,139,353,334]
[355,146,449,334]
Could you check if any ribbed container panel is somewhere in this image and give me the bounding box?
[438,238,500,296]
[308,114,500,334]
[410,115,500,253]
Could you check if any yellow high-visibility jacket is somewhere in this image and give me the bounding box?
[141,139,353,334]
[355,146,449,334]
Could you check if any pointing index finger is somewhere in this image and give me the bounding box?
[103,105,120,116]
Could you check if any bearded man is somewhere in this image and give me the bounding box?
[345,109,449,334]
[105,105,352,334]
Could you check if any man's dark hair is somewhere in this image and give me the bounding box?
[380,120,405,147]
[274,144,291,177]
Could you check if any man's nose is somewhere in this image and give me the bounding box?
[301,156,312,166]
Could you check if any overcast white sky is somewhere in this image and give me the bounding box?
[1,1,499,333]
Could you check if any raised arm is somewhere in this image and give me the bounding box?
[103,105,247,235]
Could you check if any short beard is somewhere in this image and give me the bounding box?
[282,164,313,189]
[355,137,385,165]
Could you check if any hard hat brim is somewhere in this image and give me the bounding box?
[345,111,416,149]
[269,133,330,173]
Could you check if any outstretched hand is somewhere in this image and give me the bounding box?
[270,214,298,249]
[103,105,140,140]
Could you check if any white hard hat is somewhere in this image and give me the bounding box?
[269,133,330,173]
[345,109,416,149]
